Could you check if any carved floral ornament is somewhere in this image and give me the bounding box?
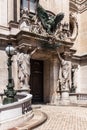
[19,5,78,42]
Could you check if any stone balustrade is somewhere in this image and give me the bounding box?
[77,93,87,100]
[70,93,87,100]
[70,93,87,105]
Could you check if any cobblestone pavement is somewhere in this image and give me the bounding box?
[32,105,87,130]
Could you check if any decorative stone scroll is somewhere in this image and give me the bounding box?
[69,12,78,41]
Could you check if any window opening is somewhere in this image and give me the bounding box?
[21,0,38,13]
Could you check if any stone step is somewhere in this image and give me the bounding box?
[9,110,47,130]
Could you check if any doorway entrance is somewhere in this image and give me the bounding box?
[30,59,43,103]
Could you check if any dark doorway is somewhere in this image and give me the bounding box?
[30,59,43,103]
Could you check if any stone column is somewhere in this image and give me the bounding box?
[12,0,20,22]
[12,55,19,90]
[0,51,8,93]
[49,58,59,104]
[17,0,21,22]
[7,0,14,23]
[0,0,8,26]
[44,60,50,103]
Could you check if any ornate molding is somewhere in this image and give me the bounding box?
[72,54,87,64]
[19,8,47,36]
[19,8,73,42]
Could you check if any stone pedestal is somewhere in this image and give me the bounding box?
[19,21,29,31]
[20,87,30,94]
[60,90,70,105]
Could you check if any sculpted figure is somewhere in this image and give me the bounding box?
[31,15,46,35]
[17,47,39,89]
[57,51,70,91]
[37,4,64,34]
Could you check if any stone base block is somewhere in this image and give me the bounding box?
[60,90,70,105]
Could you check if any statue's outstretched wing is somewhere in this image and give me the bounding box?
[51,13,64,32]
[37,4,49,29]
[37,4,64,34]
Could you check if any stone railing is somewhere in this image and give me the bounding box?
[69,93,87,105]
[0,92,33,130]
[77,93,87,100]
[69,93,87,100]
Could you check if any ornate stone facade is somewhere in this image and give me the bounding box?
[0,0,87,105]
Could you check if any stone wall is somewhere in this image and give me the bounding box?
[0,50,8,93]
[0,0,8,26]
[78,62,87,93]
[79,10,87,55]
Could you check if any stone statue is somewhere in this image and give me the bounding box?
[57,51,70,91]
[17,47,39,90]
[37,4,64,34]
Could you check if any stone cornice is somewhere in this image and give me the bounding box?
[0,30,74,54]
[9,21,19,29]
[70,0,87,13]
[15,30,74,49]
[72,54,87,63]
[71,0,86,5]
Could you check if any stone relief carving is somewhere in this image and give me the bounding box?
[54,22,70,40]
[19,5,76,41]
[19,8,30,31]
[19,8,47,36]
[17,47,39,90]
[31,15,46,35]
[17,52,30,89]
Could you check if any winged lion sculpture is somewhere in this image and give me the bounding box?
[37,4,64,34]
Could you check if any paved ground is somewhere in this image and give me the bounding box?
[32,104,87,130]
